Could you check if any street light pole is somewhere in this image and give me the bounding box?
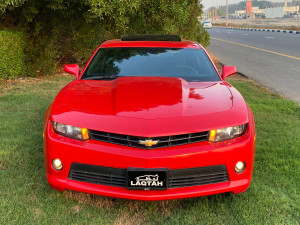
[226,0,228,26]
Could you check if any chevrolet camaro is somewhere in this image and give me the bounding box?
[43,34,256,200]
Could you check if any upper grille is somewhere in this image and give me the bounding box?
[68,163,229,189]
[89,130,209,149]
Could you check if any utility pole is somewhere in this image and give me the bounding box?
[226,0,228,26]
[216,0,218,19]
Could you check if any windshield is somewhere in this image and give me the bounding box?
[81,47,220,82]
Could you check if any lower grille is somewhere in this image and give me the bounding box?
[69,163,126,187]
[89,130,209,149]
[69,163,229,189]
[168,166,229,188]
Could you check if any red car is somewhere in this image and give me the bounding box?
[43,34,256,201]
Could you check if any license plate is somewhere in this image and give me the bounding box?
[127,168,168,190]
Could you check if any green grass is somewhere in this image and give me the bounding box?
[0,75,299,225]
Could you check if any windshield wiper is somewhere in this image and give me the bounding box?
[83,75,120,80]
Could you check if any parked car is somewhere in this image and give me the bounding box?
[44,34,256,200]
[202,21,213,29]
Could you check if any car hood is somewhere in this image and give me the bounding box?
[65,77,233,119]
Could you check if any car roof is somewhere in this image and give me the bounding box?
[101,39,202,49]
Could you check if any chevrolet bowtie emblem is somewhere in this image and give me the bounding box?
[139,139,159,147]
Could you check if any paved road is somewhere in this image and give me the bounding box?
[207,28,300,103]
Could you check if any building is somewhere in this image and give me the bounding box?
[235,0,299,19]
[251,7,265,18]
[265,0,299,18]
[235,7,265,19]
[265,6,299,18]
[284,6,300,17]
[265,7,284,18]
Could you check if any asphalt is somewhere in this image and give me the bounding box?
[207,28,300,103]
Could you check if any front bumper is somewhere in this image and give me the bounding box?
[44,121,255,201]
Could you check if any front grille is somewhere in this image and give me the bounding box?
[89,130,209,149]
[69,163,229,189]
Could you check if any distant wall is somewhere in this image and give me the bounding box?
[265,7,284,18]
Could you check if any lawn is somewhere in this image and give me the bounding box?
[0,74,299,225]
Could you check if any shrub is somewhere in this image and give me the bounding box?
[0,29,25,80]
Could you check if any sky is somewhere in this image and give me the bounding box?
[201,0,286,9]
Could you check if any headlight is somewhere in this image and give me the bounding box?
[209,124,247,142]
[51,122,89,141]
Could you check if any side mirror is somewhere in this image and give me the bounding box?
[222,65,236,80]
[64,64,80,79]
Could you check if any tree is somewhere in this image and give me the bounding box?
[0,0,209,75]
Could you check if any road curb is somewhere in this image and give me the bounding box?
[214,26,300,34]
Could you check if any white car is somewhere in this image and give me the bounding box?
[202,21,212,29]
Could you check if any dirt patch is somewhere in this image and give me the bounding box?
[113,210,146,225]
[0,72,74,97]
[0,73,72,86]
[209,51,249,81]
[73,205,81,213]
[112,200,184,224]
[33,208,42,220]
[0,160,6,170]
[208,52,222,72]
[64,191,116,209]
[231,73,250,81]
[64,190,183,212]
[64,190,187,224]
